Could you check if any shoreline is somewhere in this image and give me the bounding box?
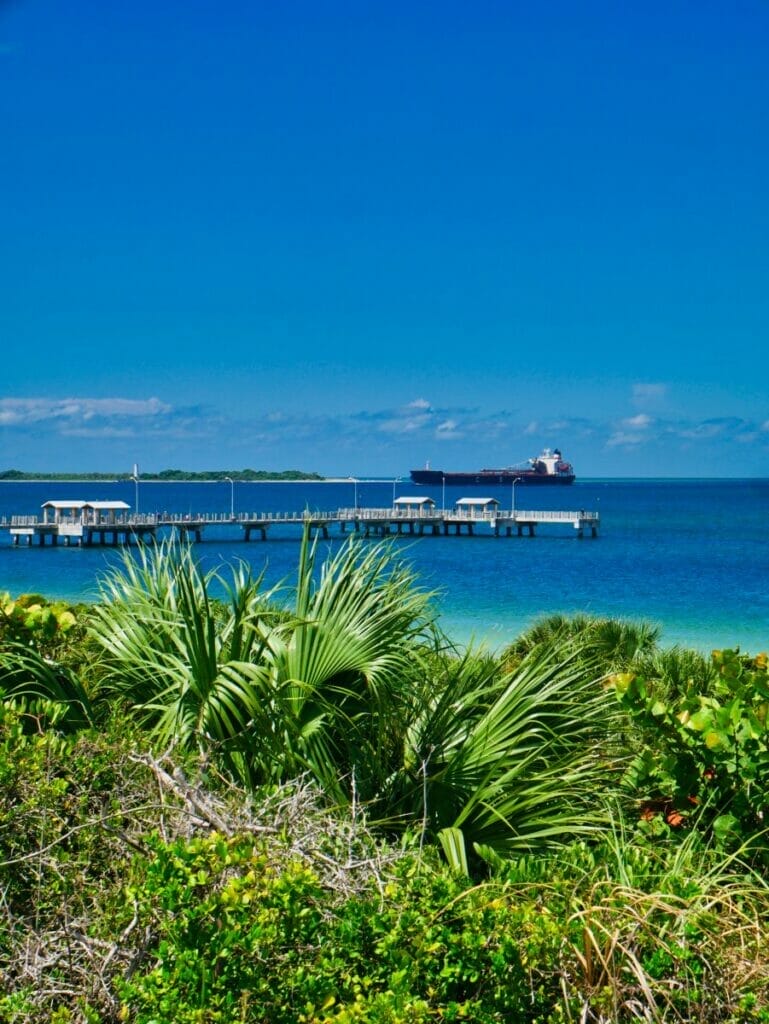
[2,475,769,484]
[0,568,758,657]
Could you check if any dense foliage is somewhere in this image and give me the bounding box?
[1,534,768,1022]
[616,647,769,857]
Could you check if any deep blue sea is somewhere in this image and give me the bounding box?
[1,478,768,655]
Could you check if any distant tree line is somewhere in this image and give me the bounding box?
[0,468,324,481]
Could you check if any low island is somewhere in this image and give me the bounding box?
[0,468,324,482]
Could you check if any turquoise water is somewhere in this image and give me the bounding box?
[1,478,767,655]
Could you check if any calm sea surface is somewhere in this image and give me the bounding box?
[1,478,767,655]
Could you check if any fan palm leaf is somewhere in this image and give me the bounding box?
[89,538,277,754]
[241,530,436,796]
[89,531,436,795]
[389,635,623,869]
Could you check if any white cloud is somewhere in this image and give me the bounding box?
[61,427,147,440]
[606,431,647,447]
[623,413,652,429]
[0,396,170,426]
[377,414,433,435]
[677,421,730,440]
[607,414,761,450]
[371,398,440,435]
[435,418,463,440]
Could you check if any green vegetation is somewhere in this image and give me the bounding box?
[2,534,769,1022]
[0,468,324,481]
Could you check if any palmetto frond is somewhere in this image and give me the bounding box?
[89,538,276,753]
[242,530,436,796]
[89,532,436,794]
[390,636,623,870]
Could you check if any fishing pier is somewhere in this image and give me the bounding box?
[0,497,599,547]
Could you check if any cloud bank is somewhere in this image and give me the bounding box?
[1,393,767,473]
[0,397,170,427]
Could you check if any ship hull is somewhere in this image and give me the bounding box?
[410,469,575,486]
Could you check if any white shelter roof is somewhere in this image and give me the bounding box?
[393,496,435,506]
[455,497,500,507]
[41,500,131,510]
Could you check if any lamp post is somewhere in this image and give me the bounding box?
[131,463,140,516]
[350,476,358,509]
[511,476,521,517]
[392,476,400,506]
[441,474,446,511]
[225,476,235,519]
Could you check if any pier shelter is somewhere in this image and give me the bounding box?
[83,500,131,525]
[37,499,134,546]
[383,496,439,536]
[41,500,88,525]
[40,500,131,526]
[392,496,435,512]
[454,497,499,512]
[446,497,500,535]
[38,501,89,545]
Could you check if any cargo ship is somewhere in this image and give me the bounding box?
[410,448,575,486]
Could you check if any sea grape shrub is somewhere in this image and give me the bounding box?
[0,591,79,658]
[614,648,769,854]
[0,593,98,732]
[116,834,570,1024]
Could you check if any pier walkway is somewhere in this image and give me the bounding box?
[0,505,599,547]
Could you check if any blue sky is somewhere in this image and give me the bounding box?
[2,1,768,477]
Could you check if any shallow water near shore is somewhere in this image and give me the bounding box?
[1,478,768,655]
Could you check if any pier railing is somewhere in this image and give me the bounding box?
[7,515,40,526]
[1,505,600,545]
[2,507,600,527]
[338,507,599,522]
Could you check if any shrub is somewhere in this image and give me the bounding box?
[615,648,769,858]
[116,833,566,1024]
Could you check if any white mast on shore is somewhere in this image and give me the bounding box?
[131,463,140,514]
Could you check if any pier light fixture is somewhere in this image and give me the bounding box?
[511,476,522,515]
[349,476,358,509]
[392,476,400,506]
[131,463,140,516]
[442,474,446,512]
[225,476,235,519]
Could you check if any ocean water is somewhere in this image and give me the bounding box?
[1,478,767,655]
